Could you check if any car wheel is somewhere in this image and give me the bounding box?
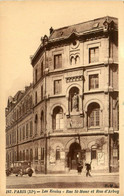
[19,170,23,177]
[28,172,32,177]
[6,171,10,176]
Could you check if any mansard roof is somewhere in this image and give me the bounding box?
[31,16,118,65]
[49,16,118,42]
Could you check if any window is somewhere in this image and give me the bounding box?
[30,121,33,137]
[20,151,22,161]
[117,104,119,130]
[56,147,60,160]
[75,55,80,64]
[52,106,64,130]
[10,152,11,162]
[14,131,16,143]
[14,151,17,161]
[41,61,43,78]
[22,103,25,114]
[19,106,21,117]
[30,149,33,162]
[23,150,25,161]
[35,69,38,83]
[41,85,43,100]
[41,148,44,161]
[23,126,25,139]
[35,91,37,105]
[41,111,44,133]
[70,56,75,65]
[12,131,14,144]
[88,103,100,127]
[70,55,80,65]
[29,96,32,108]
[19,128,21,141]
[26,99,29,111]
[6,135,9,146]
[89,74,99,90]
[26,123,28,138]
[17,110,19,119]
[89,47,99,63]
[35,114,38,135]
[26,149,29,161]
[12,151,14,163]
[54,80,62,95]
[91,146,97,160]
[54,54,62,69]
[35,148,38,160]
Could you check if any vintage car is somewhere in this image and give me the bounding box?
[6,161,33,177]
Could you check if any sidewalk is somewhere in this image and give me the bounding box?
[33,172,119,177]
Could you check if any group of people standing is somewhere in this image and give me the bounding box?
[77,161,92,177]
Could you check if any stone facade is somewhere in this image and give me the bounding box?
[5,16,119,174]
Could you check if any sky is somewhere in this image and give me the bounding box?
[0,1,123,103]
[0,1,124,187]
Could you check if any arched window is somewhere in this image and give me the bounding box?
[69,87,79,112]
[88,103,100,127]
[75,55,80,64]
[35,114,38,135]
[91,145,97,160]
[70,56,75,65]
[41,111,44,133]
[52,106,64,130]
[56,146,60,160]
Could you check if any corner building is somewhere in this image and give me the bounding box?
[6,16,119,174]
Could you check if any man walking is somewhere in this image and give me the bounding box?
[85,162,91,177]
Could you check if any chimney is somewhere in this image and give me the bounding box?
[49,27,54,35]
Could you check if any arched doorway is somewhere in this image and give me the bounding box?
[67,142,82,170]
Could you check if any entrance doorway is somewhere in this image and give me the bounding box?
[67,142,85,170]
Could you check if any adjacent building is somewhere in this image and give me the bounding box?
[6,16,119,174]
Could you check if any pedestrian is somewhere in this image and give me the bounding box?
[85,162,91,177]
[77,161,83,175]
